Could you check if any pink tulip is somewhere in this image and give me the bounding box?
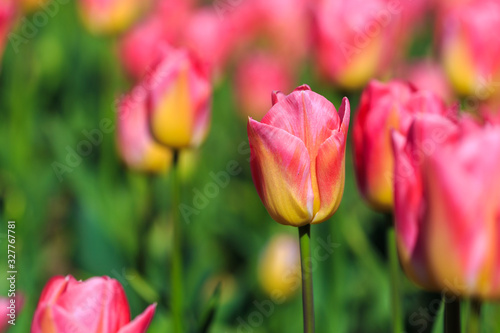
[31,275,156,333]
[392,115,500,297]
[0,0,16,63]
[353,80,450,211]
[147,46,212,149]
[235,53,294,120]
[438,0,500,96]
[403,61,453,103]
[117,91,173,173]
[248,85,350,226]
[0,295,23,333]
[312,0,399,89]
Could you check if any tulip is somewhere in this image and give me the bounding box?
[247,85,350,227]
[0,0,16,63]
[312,0,398,89]
[31,275,156,333]
[258,234,301,300]
[403,61,453,103]
[438,0,500,96]
[235,52,294,120]
[392,115,500,298]
[353,80,450,211]
[0,295,23,333]
[147,46,212,149]
[117,92,172,173]
[78,0,149,35]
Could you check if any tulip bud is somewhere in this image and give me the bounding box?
[392,115,500,298]
[78,0,149,35]
[312,0,398,89]
[235,53,294,120]
[117,92,172,173]
[438,0,500,96]
[258,234,301,300]
[353,80,450,211]
[147,47,212,149]
[31,275,156,333]
[248,85,350,226]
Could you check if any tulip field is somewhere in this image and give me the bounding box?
[1,0,500,332]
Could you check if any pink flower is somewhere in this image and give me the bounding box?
[392,115,500,297]
[147,47,212,149]
[248,85,349,226]
[235,53,294,120]
[0,0,16,64]
[117,91,173,173]
[0,295,23,333]
[31,275,156,333]
[353,80,450,211]
[403,60,454,103]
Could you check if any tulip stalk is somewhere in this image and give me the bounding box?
[466,299,481,333]
[299,224,315,333]
[387,227,403,333]
[444,297,461,333]
[171,150,184,333]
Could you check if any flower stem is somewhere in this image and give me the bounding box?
[171,150,184,333]
[445,297,461,333]
[467,299,481,333]
[299,224,315,333]
[387,227,403,333]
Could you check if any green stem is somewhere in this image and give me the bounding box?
[387,227,403,333]
[444,297,461,333]
[467,299,481,333]
[299,224,315,333]
[171,150,184,333]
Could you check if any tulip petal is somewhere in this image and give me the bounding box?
[248,118,314,226]
[271,90,287,106]
[117,303,157,333]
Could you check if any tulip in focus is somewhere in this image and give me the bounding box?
[392,115,500,298]
[248,85,350,227]
[258,234,301,300]
[148,47,212,149]
[235,53,294,120]
[438,0,500,96]
[78,0,148,35]
[353,80,449,211]
[117,92,172,173]
[31,275,156,333]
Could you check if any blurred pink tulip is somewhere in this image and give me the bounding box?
[31,275,156,333]
[248,85,350,226]
[0,295,23,332]
[235,53,294,120]
[117,91,173,173]
[312,0,399,89]
[78,0,149,34]
[147,46,211,149]
[438,0,500,96]
[392,115,500,297]
[403,61,454,103]
[353,80,450,211]
[0,0,16,63]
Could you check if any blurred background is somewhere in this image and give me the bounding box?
[1,0,500,332]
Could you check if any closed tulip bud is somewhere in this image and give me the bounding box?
[312,0,398,89]
[438,0,500,96]
[235,53,294,120]
[117,92,172,173]
[353,80,450,211]
[392,115,500,298]
[258,234,301,300]
[78,0,149,35]
[248,85,350,227]
[31,275,156,333]
[148,47,212,149]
